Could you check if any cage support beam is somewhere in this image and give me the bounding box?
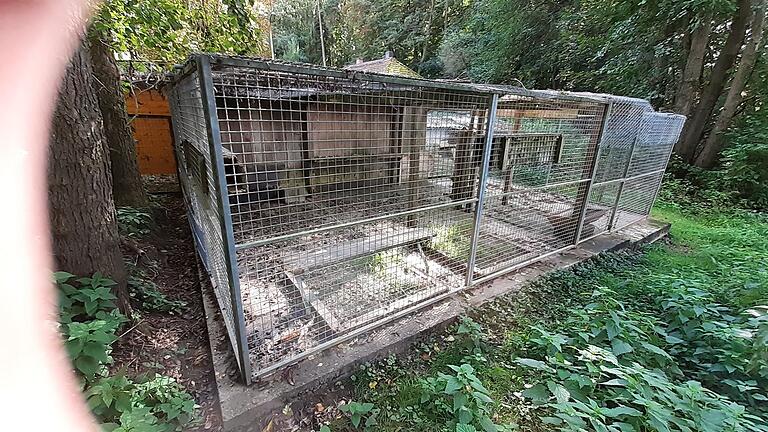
[575,101,613,244]
[466,94,499,287]
[198,56,253,384]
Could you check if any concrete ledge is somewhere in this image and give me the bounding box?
[201,218,670,431]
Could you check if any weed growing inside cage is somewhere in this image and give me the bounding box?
[431,222,473,261]
[367,248,405,274]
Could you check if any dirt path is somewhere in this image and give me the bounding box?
[112,192,223,431]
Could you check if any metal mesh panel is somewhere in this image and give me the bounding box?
[593,97,652,183]
[581,181,621,239]
[626,112,685,178]
[168,71,243,369]
[209,59,491,375]
[473,94,607,278]
[612,171,666,230]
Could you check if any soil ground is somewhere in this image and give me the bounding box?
[111,190,224,431]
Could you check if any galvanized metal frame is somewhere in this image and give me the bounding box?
[198,56,253,383]
[169,54,686,383]
[609,112,685,232]
[607,132,639,232]
[575,101,614,244]
[466,94,499,287]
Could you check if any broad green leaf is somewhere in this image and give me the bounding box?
[640,342,672,359]
[547,381,570,404]
[665,335,685,345]
[456,424,477,432]
[75,356,100,378]
[472,391,493,404]
[603,406,642,418]
[445,377,463,394]
[522,384,549,402]
[453,392,468,412]
[600,378,628,387]
[478,415,498,432]
[514,358,554,372]
[611,339,634,356]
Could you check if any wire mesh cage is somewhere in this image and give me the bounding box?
[470,89,608,282]
[168,54,685,382]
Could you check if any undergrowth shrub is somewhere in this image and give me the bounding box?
[128,275,186,315]
[515,286,768,431]
[56,272,198,431]
[117,207,154,238]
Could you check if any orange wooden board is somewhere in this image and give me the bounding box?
[125,89,170,117]
[132,117,177,175]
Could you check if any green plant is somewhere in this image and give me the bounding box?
[57,271,120,322]
[660,287,768,412]
[117,207,153,238]
[419,363,510,432]
[431,223,472,260]
[56,272,199,431]
[128,276,186,314]
[65,316,123,379]
[57,272,127,380]
[339,401,379,430]
[513,283,768,431]
[456,316,489,365]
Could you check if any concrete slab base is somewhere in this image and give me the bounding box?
[200,218,670,431]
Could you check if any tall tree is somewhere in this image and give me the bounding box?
[88,30,149,208]
[677,0,752,162]
[48,41,130,314]
[673,15,712,118]
[695,0,767,168]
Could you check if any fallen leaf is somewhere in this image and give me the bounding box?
[261,419,274,432]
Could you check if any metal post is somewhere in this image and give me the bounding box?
[198,55,253,384]
[607,121,641,232]
[574,101,612,244]
[466,94,498,288]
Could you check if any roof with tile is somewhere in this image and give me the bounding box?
[344,53,422,79]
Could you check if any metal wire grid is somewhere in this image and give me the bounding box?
[167,69,248,374]
[612,171,667,231]
[626,112,686,178]
[578,96,655,242]
[472,95,608,280]
[611,112,685,231]
[168,55,686,382]
[207,59,493,376]
[592,96,653,184]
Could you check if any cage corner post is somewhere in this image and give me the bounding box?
[574,100,613,245]
[466,93,499,288]
[607,118,641,234]
[198,55,254,384]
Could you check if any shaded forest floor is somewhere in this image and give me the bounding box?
[111,192,223,431]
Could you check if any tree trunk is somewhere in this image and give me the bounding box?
[88,30,149,208]
[677,0,752,163]
[49,41,130,314]
[673,16,711,117]
[695,0,766,168]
